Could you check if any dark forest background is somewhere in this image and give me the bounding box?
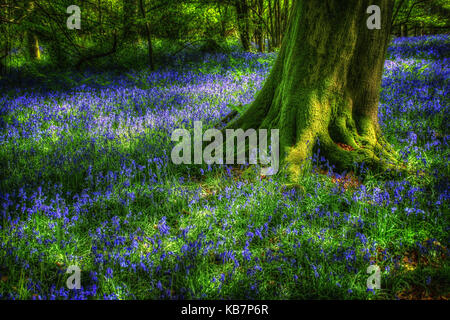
[0,0,449,77]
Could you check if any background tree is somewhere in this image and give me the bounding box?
[122,0,139,42]
[234,0,251,51]
[392,0,450,36]
[138,0,154,70]
[0,0,447,75]
[25,1,41,60]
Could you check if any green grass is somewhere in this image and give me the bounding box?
[0,36,448,300]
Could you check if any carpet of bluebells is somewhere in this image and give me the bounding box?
[0,35,449,300]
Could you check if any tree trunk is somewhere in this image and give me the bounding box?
[254,0,264,52]
[0,59,5,76]
[123,0,138,42]
[1,38,8,76]
[275,0,282,48]
[281,0,291,44]
[268,0,275,49]
[227,0,398,178]
[402,23,408,37]
[217,3,228,39]
[27,32,41,60]
[235,0,250,51]
[138,0,154,70]
[48,39,67,68]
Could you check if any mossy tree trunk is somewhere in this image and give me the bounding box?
[138,0,155,70]
[27,32,41,60]
[235,0,251,51]
[25,1,40,61]
[122,0,138,42]
[227,0,398,178]
[254,0,265,52]
[401,23,408,37]
[0,59,5,76]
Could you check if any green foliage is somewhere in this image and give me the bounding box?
[1,0,447,75]
[393,0,450,35]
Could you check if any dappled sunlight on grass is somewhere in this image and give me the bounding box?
[0,35,449,300]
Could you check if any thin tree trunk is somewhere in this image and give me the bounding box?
[0,55,5,76]
[27,32,40,60]
[235,0,250,51]
[281,0,290,43]
[254,0,264,52]
[275,0,281,48]
[402,24,408,37]
[268,0,275,49]
[217,3,227,39]
[123,0,138,42]
[138,0,154,70]
[98,0,104,35]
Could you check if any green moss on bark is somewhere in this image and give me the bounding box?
[226,0,402,180]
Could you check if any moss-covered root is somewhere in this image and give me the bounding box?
[280,129,405,181]
[318,132,404,175]
[222,0,400,181]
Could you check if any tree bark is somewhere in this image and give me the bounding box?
[27,32,41,60]
[401,23,408,37]
[281,0,291,44]
[275,0,281,48]
[254,0,264,52]
[235,0,251,51]
[122,0,138,42]
[226,0,398,178]
[138,0,155,70]
[0,58,5,76]
[268,0,275,49]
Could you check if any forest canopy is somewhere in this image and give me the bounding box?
[0,0,449,74]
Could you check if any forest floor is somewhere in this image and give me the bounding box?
[0,35,449,299]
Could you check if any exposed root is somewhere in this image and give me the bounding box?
[221,108,408,181]
[317,131,408,180]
